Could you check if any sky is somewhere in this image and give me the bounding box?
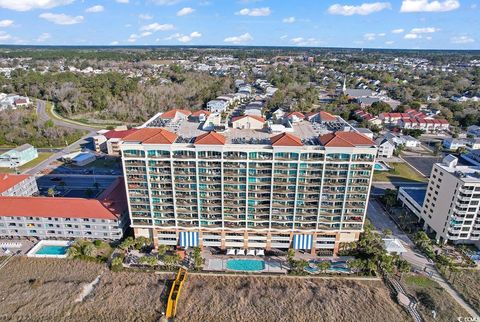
[0,0,478,49]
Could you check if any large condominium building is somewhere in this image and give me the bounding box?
[420,155,480,245]
[120,110,377,255]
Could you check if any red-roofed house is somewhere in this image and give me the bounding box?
[319,131,375,148]
[231,115,265,130]
[190,110,211,122]
[160,109,191,121]
[287,111,305,123]
[123,128,177,145]
[0,178,128,240]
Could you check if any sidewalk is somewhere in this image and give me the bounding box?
[367,199,479,318]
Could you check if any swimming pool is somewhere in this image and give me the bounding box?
[226,259,265,271]
[35,245,69,255]
[374,162,389,171]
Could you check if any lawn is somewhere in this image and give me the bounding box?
[0,152,54,174]
[177,275,409,322]
[403,274,469,322]
[373,162,427,183]
[440,268,480,313]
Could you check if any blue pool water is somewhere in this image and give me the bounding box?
[226,259,265,271]
[35,245,69,255]
[374,163,383,170]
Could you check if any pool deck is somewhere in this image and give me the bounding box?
[204,257,288,274]
[26,240,71,258]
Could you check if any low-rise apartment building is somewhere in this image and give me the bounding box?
[120,110,378,255]
[0,144,38,168]
[0,174,38,197]
[0,179,128,240]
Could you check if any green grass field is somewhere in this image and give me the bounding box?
[373,162,427,183]
[0,152,54,174]
[404,274,469,322]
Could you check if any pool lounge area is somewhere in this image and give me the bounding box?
[204,257,287,273]
[27,240,71,258]
[305,258,353,274]
[374,162,390,171]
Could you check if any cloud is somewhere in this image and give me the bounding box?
[37,32,51,42]
[139,14,153,20]
[0,0,73,11]
[116,0,129,3]
[0,19,13,27]
[363,32,387,41]
[282,16,295,23]
[385,40,395,45]
[86,5,104,13]
[290,37,319,46]
[141,31,152,37]
[391,28,404,33]
[110,41,119,45]
[451,35,475,44]
[140,22,175,32]
[177,7,194,16]
[410,27,439,33]
[404,33,419,39]
[280,35,288,40]
[152,0,182,5]
[224,32,253,44]
[165,31,201,43]
[39,13,84,25]
[400,0,459,12]
[0,31,11,41]
[327,2,391,15]
[236,7,271,16]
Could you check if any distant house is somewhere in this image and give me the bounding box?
[272,108,286,120]
[467,138,480,150]
[207,100,228,113]
[0,144,38,168]
[375,137,395,158]
[467,125,480,137]
[190,110,211,122]
[231,115,265,130]
[355,128,374,140]
[93,127,137,155]
[287,112,305,123]
[443,138,466,151]
[62,151,96,167]
[13,98,29,108]
[356,97,380,107]
[400,135,421,148]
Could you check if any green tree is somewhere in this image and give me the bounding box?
[82,243,97,257]
[193,247,203,270]
[47,187,55,197]
[139,255,158,267]
[157,244,167,257]
[119,236,135,251]
[318,261,331,273]
[163,254,181,270]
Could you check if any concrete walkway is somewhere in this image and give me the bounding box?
[367,199,479,318]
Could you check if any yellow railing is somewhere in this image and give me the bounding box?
[165,268,187,319]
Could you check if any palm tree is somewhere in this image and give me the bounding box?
[47,187,55,197]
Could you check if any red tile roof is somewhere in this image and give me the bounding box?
[288,111,305,119]
[194,132,226,145]
[0,178,127,220]
[319,111,337,122]
[270,132,303,146]
[160,109,191,119]
[191,110,211,117]
[122,128,177,144]
[104,129,137,140]
[319,131,375,147]
[0,174,31,194]
[231,115,265,123]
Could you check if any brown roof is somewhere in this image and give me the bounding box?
[270,132,303,146]
[319,111,337,122]
[191,110,211,117]
[104,129,138,139]
[0,178,127,220]
[122,128,177,144]
[319,131,375,147]
[0,174,31,194]
[231,115,265,123]
[288,111,305,119]
[194,132,226,145]
[160,109,191,119]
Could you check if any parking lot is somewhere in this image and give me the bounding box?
[403,154,474,177]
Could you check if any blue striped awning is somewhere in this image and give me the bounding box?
[292,234,313,250]
[179,232,199,248]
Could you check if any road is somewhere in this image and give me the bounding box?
[367,199,479,318]
[36,100,97,132]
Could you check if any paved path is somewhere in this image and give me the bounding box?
[36,100,97,132]
[367,199,479,318]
